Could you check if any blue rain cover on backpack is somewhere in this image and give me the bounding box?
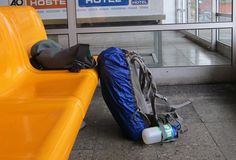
[98,47,147,140]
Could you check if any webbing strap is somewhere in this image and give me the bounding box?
[129,53,159,118]
[170,100,192,109]
[165,112,188,133]
[158,122,168,143]
[150,93,158,120]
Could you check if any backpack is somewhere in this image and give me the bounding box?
[98,47,191,141]
[30,39,97,72]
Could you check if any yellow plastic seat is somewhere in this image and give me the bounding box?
[0,6,98,160]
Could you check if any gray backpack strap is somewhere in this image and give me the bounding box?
[125,50,190,137]
[158,122,168,143]
[170,100,192,109]
[126,52,153,117]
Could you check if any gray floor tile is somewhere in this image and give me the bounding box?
[84,101,116,127]
[177,107,202,124]
[169,123,217,146]
[155,144,225,160]
[219,145,236,160]
[93,149,126,160]
[205,122,236,147]
[193,98,236,123]
[93,146,157,160]
[69,150,93,160]
[94,125,137,150]
[205,122,236,160]
[69,84,236,160]
[72,126,98,150]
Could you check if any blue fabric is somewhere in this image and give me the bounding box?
[98,47,146,140]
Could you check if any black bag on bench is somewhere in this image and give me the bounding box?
[30,39,96,72]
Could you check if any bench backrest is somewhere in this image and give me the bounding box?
[0,12,26,92]
[0,6,47,92]
[0,6,47,55]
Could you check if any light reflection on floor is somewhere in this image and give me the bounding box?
[77,31,231,66]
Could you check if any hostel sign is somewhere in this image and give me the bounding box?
[1,0,163,20]
[4,0,68,19]
[8,0,66,7]
[131,0,148,5]
[79,0,129,7]
[10,0,24,5]
[26,0,66,9]
[76,0,162,19]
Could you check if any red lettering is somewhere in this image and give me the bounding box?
[27,0,67,9]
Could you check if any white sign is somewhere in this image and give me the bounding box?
[76,0,163,18]
[0,0,163,20]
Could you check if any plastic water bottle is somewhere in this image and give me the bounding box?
[142,124,178,144]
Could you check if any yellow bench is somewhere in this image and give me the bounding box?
[0,6,98,160]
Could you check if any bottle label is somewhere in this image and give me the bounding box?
[157,124,177,141]
[163,124,174,140]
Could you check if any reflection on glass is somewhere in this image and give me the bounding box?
[218,29,231,46]
[219,0,232,14]
[78,29,231,67]
[199,29,212,42]
[187,0,196,23]
[218,16,232,22]
[187,29,196,35]
[217,0,232,22]
[176,0,187,23]
[198,0,212,22]
[48,35,69,49]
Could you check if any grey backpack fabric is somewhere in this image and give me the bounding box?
[30,39,96,72]
[124,50,191,142]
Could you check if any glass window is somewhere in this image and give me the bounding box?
[187,0,196,23]
[219,0,232,14]
[217,0,232,22]
[48,35,69,48]
[187,30,196,35]
[218,16,232,22]
[198,0,212,22]
[78,29,231,67]
[199,29,212,42]
[218,28,232,46]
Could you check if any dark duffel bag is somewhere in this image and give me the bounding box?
[30,39,96,72]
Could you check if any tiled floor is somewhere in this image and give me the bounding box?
[78,31,231,66]
[69,83,236,160]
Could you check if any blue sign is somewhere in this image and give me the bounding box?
[79,0,129,7]
[131,0,148,5]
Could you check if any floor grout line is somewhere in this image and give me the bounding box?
[191,103,228,160]
[203,122,228,160]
